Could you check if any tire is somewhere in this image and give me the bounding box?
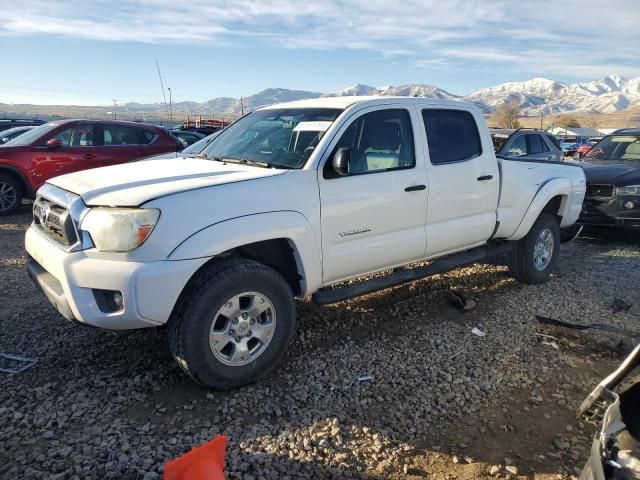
[0,174,23,215]
[168,258,296,390]
[509,213,560,284]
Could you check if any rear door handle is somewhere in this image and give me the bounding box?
[404,184,426,192]
[477,175,493,181]
[83,153,96,160]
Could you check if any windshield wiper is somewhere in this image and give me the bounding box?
[222,157,272,169]
[194,153,225,162]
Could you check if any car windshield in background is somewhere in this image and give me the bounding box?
[183,132,219,154]
[201,108,343,169]
[560,137,577,144]
[4,123,57,146]
[585,135,640,161]
[491,135,508,153]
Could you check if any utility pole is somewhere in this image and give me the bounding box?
[240,97,244,116]
[168,87,173,123]
[540,112,544,130]
[113,99,117,120]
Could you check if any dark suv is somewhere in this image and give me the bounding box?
[0,119,182,214]
[579,128,640,228]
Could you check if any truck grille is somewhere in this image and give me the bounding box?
[586,184,615,199]
[33,196,78,248]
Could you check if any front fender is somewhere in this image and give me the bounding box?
[508,178,578,241]
[168,211,322,295]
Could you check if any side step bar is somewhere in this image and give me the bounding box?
[312,242,513,306]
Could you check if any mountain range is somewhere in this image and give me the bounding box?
[142,74,640,117]
[4,75,640,119]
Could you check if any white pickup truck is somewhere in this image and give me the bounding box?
[25,97,586,389]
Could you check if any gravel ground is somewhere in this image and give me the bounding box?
[1,212,639,480]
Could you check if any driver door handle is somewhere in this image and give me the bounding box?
[83,153,96,160]
[405,184,426,192]
[477,175,493,181]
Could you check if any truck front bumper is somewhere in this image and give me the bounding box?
[25,226,206,330]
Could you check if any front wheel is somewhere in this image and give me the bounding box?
[510,213,560,284]
[168,259,296,390]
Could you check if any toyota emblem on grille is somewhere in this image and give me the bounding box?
[35,203,51,225]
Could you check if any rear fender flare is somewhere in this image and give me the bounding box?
[508,178,574,241]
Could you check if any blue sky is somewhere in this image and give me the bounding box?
[1,0,639,105]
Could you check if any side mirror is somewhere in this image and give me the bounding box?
[332,147,351,176]
[46,138,63,149]
[0,137,9,144]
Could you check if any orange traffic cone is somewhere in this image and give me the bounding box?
[164,435,227,480]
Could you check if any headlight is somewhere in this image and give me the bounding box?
[617,185,640,196]
[80,208,160,252]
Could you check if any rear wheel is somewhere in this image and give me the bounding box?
[168,258,296,390]
[510,213,560,284]
[0,174,23,215]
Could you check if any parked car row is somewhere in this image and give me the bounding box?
[0,119,184,214]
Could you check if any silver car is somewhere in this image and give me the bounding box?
[491,128,564,162]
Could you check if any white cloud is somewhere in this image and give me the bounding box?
[1,0,639,80]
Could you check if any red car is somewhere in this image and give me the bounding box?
[574,137,603,159]
[0,119,182,214]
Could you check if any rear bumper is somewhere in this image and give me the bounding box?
[25,226,207,330]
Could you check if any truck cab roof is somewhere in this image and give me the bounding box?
[260,95,480,112]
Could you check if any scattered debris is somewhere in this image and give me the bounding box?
[541,341,559,350]
[0,353,38,374]
[356,375,374,382]
[535,315,639,339]
[535,332,559,341]
[612,298,633,313]
[471,327,486,337]
[448,349,466,360]
[448,291,477,312]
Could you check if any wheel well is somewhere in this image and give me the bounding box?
[0,167,31,198]
[541,195,565,223]
[227,239,303,296]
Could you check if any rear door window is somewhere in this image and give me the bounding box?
[101,125,144,145]
[422,109,482,164]
[526,134,548,154]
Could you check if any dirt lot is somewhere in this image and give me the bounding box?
[1,211,639,480]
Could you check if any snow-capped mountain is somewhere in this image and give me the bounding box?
[466,75,640,115]
[7,74,639,119]
[326,83,458,100]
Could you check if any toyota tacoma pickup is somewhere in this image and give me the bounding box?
[25,97,586,389]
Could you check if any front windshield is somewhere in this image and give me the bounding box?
[585,135,640,162]
[4,123,58,146]
[201,108,343,169]
[560,137,577,144]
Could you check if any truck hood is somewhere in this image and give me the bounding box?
[47,158,287,206]
[582,160,640,186]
